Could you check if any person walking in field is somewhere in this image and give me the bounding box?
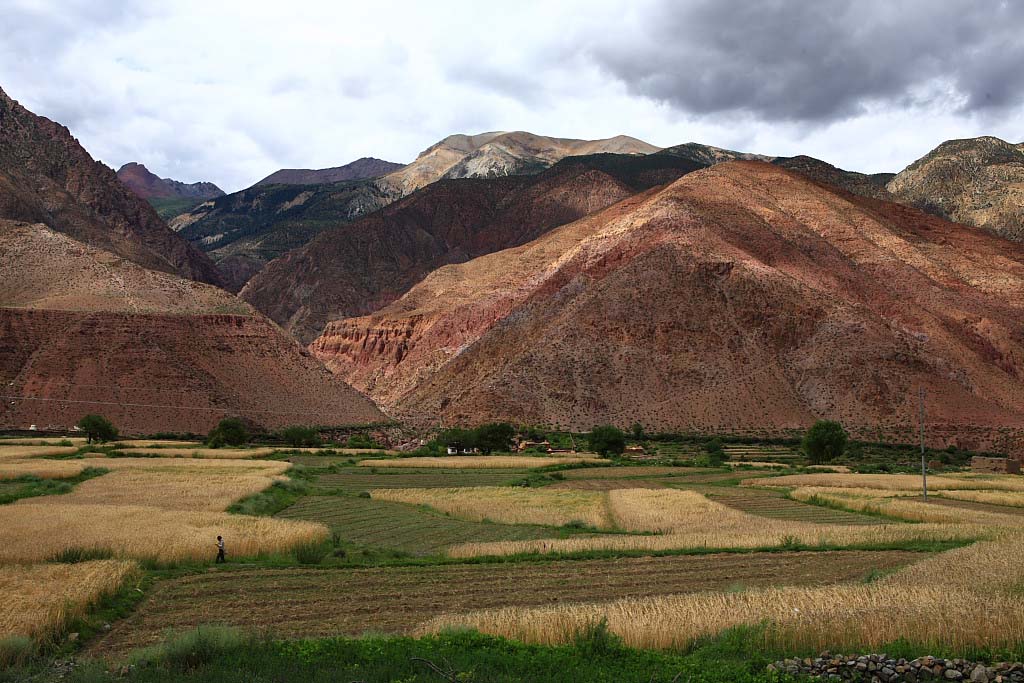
[216,535,226,563]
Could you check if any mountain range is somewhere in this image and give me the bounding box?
[2,85,1023,450]
[255,157,404,186]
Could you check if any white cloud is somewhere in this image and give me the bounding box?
[1,0,1022,192]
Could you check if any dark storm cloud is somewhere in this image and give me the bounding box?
[586,0,1024,122]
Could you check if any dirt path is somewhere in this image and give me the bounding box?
[87,550,926,659]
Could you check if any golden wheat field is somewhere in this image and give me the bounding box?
[0,560,138,641]
[0,460,89,480]
[359,456,603,468]
[933,489,1024,508]
[423,532,1024,652]
[789,487,1024,527]
[25,468,286,511]
[0,438,88,446]
[112,447,277,459]
[754,473,1024,492]
[111,440,205,448]
[372,487,612,528]
[0,503,328,564]
[0,445,80,459]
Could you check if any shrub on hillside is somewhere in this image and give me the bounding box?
[77,414,118,444]
[802,420,848,464]
[207,417,250,448]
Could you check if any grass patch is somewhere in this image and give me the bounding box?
[227,476,310,516]
[0,467,108,505]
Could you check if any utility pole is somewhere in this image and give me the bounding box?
[919,386,927,500]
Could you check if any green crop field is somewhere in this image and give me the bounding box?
[276,494,590,555]
[696,486,884,525]
[311,468,535,494]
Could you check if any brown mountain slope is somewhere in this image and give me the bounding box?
[242,152,707,343]
[0,221,382,433]
[313,162,1024,446]
[887,136,1024,242]
[772,156,895,201]
[255,157,405,186]
[116,162,224,201]
[0,87,222,285]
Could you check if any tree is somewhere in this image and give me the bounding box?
[440,427,476,452]
[77,414,118,444]
[280,425,320,447]
[207,417,250,448]
[802,420,848,464]
[631,422,644,440]
[589,425,626,457]
[473,423,515,454]
[700,437,726,466]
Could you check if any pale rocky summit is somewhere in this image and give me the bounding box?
[116,162,224,201]
[887,136,1024,242]
[0,86,222,286]
[313,161,1024,450]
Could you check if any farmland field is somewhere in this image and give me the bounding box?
[86,550,926,658]
[312,468,534,493]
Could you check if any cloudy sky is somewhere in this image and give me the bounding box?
[3,0,1023,192]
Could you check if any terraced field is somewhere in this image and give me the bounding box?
[312,468,533,494]
[698,487,883,525]
[86,550,927,658]
[277,494,585,555]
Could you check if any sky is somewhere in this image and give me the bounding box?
[2,0,1023,193]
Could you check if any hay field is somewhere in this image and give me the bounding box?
[0,437,88,446]
[76,456,288,474]
[113,447,276,459]
[372,487,611,528]
[933,489,1024,508]
[359,456,603,469]
[0,460,88,480]
[0,503,328,564]
[112,440,204,448]
[421,531,1024,653]
[789,487,1024,527]
[0,560,137,640]
[754,473,1024,492]
[26,468,286,511]
[0,445,79,459]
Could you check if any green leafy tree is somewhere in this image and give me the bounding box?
[589,425,626,457]
[631,422,644,440]
[473,423,515,454]
[77,414,118,444]
[440,428,476,452]
[280,426,321,447]
[207,417,250,448]
[802,420,848,464]
[700,437,726,466]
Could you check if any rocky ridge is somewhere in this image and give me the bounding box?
[255,157,405,186]
[116,162,224,201]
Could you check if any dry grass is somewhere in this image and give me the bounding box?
[358,456,603,469]
[424,531,1024,652]
[0,445,80,459]
[371,487,612,528]
[112,447,277,459]
[0,438,87,446]
[0,504,328,564]
[789,487,1024,527]
[112,440,204,448]
[933,489,1024,508]
[418,583,1024,653]
[0,560,137,640]
[25,469,286,511]
[0,460,88,480]
[76,457,289,474]
[755,473,1024,492]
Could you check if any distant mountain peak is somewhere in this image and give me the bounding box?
[116,162,224,201]
[255,157,405,187]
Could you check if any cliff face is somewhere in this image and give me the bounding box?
[0,87,223,286]
[242,152,708,343]
[0,221,383,434]
[313,162,1024,441]
[116,162,224,201]
[887,136,1024,243]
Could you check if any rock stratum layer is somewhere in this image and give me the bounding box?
[0,87,222,286]
[116,162,224,201]
[887,136,1024,243]
[242,152,708,343]
[313,162,1024,443]
[0,221,382,433]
